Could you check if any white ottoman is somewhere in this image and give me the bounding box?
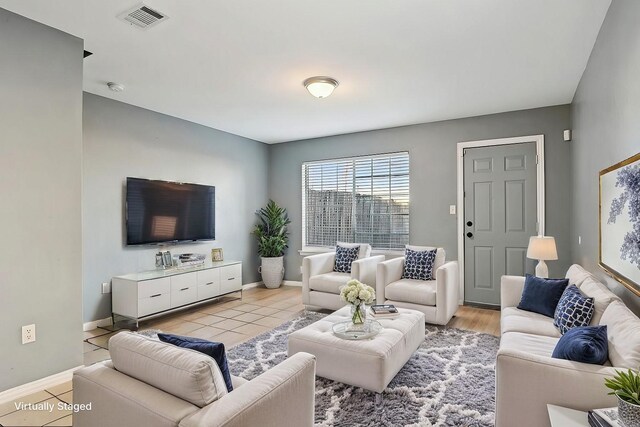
[287,306,425,393]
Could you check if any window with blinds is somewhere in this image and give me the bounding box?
[302,152,409,250]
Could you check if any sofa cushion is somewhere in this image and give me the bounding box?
[565,264,596,287]
[109,331,228,407]
[552,325,608,365]
[517,274,568,318]
[309,271,351,294]
[500,331,559,358]
[231,375,248,389]
[334,245,360,273]
[157,333,233,392]
[600,300,640,369]
[385,279,436,306]
[501,307,561,338]
[337,241,371,259]
[579,278,620,325]
[402,248,438,280]
[553,285,595,334]
[406,245,446,272]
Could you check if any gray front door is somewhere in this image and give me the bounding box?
[463,142,537,305]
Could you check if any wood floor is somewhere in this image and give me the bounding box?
[2,285,501,427]
[448,304,501,336]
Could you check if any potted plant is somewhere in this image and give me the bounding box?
[605,368,640,427]
[252,200,291,289]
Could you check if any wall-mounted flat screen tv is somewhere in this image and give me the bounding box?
[126,177,215,245]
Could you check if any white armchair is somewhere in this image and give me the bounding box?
[376,248,459,325]
[302,244,385,310]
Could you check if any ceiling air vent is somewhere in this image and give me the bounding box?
[117,4,168,30]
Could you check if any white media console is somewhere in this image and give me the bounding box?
[112,260,242,326]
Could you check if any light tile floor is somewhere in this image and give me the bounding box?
[2,285,499,426]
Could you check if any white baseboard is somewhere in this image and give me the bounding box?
[242,281,263,290]
[0,366,83,405]
[283,280,302,287]
[83,316,113,332]
[243,281,302,289]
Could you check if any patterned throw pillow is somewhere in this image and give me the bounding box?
[402,248,438,281]
[334,245,360,273]
[554,284,595,334]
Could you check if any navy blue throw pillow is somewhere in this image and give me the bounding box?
[553,285,595,334]
[552,325,608,365]
[402,248,438,280]
[334,245,360,273]
[517,274,568,318]
[158,333,233,392]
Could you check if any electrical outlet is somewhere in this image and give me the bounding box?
[22,324,36,344]
[102,282,111,294]
[449,205,456,215]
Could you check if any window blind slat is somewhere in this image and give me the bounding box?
[302,152,409,250]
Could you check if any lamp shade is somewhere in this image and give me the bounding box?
[527,236,558,261]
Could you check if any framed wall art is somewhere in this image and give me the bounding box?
[599,152,640,296]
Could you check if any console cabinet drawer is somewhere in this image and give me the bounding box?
[171,272,197,292]
[197,283,220,300]
[220,264,242,294]
[139,278,170,299]
[139,293,170,317]
[171,286,198,308]
[197,269,220,287]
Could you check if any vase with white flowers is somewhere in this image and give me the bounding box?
[340,279,376,325]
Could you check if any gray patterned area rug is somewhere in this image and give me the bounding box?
[227,311,498,427]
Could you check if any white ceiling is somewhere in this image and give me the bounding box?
[0,0,610,143]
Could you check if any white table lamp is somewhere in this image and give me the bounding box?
[527,236,558,278]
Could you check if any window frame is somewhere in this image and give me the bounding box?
[301,151,410,255]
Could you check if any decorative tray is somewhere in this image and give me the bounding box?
[332,320,382,340]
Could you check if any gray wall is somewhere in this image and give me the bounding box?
[269,105,573,283]
[83,93,269,323]
[0,9,83,391]
[571,0,640,313]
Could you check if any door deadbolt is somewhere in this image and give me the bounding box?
[466,221,473,227]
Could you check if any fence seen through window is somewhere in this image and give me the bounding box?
[302,152,410,250]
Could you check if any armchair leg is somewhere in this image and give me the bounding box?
[375,393,383,407]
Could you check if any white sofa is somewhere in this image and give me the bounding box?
[302,244,384,310]
[73,332,316,427]
[496,264,640,427]
[376,247,459,325]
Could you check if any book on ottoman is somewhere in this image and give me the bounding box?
[370,304,399,318]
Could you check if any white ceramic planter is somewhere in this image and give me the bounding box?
[618,395,640,427]
[259,256,284,289]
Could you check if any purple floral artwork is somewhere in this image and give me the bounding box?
[607,164,640,268]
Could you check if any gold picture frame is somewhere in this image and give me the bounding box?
[211,248,224,262]
[599,152,640,296]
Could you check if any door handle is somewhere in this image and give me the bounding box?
[466,232,473,238]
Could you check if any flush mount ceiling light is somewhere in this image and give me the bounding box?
[107,82,125,92]
[303,76,339,98]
